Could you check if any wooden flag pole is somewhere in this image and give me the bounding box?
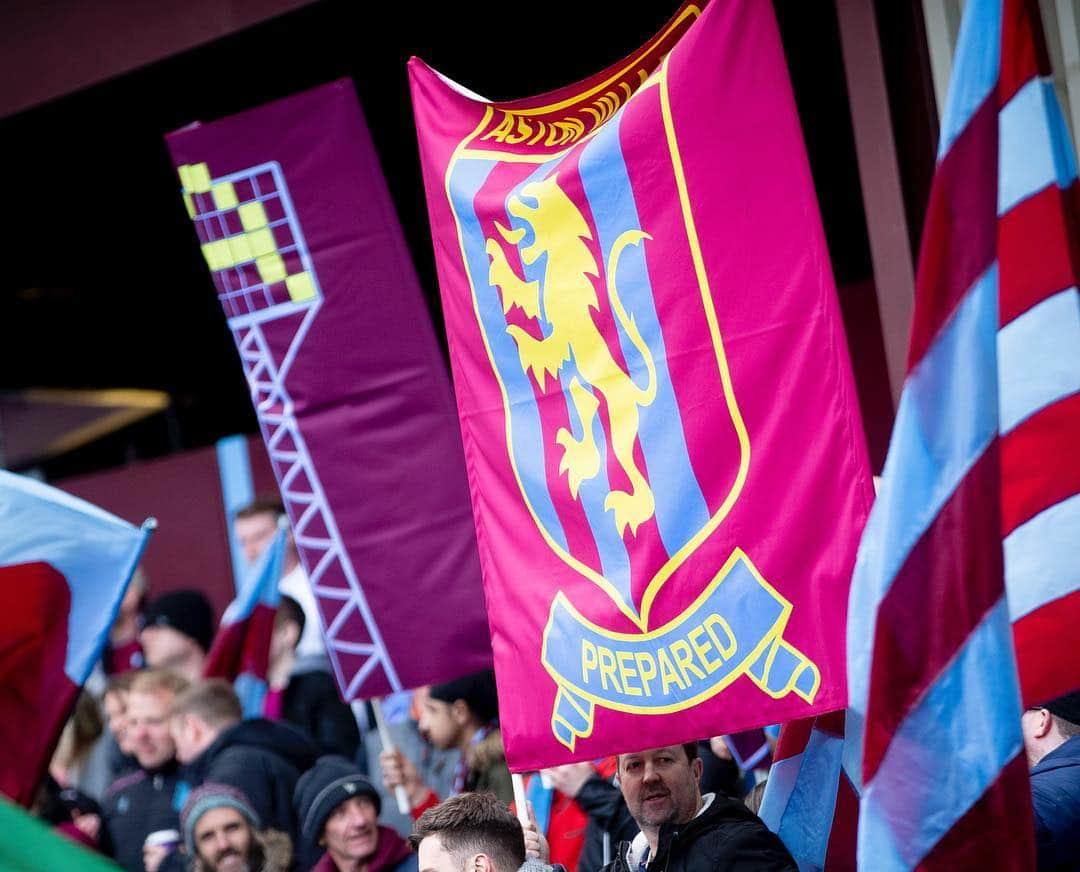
[372,697,412,815]
[511,772,529,829]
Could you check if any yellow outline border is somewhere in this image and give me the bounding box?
[442,35,750,632]
[551,687,596,747]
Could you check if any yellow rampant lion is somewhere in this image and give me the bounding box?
[485,173,657,537]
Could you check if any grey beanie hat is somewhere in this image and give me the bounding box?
[180,782,260,857]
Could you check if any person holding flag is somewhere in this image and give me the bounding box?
[380,671,512,817]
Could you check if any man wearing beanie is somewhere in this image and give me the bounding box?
[1023,689,1080,869]
[179,782,292,872]
[295,756,417,872]
[381,670,512,820]
[141,590,215,683]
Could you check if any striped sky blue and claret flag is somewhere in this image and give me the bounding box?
[0,471,154,805]
[844,0,1080,867]
[203,521,286,717]
[996,3,1080,712]
[758,711,857,871]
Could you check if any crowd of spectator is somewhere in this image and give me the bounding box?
[31,498,1080,871]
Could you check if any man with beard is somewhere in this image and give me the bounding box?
[180,783,293,872]
[295,756,418,872]
[601,744,795,872]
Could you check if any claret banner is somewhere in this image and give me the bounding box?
[167,82,492,701]
[410,0,874,769]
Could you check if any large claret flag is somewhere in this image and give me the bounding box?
[411,0,874,769]
[166,81,492,701]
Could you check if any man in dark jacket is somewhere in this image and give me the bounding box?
[1024,689,1080,870]
[265,595,361,759]
[102,668,191,872]
[170,679,318,843]
[601,743,795,872]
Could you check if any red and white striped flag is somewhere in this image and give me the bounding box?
[845,0,1080,867]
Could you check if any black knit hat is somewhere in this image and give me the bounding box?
[294,756,381,845]
[429,668,499,724]
[142,589,214,653]
[1045,689,1080,725]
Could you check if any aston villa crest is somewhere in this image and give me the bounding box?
[443,14,820,749]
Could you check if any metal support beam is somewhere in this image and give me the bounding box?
[921,0,965,120]
[835,0,917,407]
[1053,0,1080,157]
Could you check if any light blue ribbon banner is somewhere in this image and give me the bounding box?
[541,550,820,749]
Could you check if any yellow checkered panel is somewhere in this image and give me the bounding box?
[180,160,320,316]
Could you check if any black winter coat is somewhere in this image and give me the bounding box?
[601,795,795,872]
[576,774,639,872]
[1032,733,1080,871]
[281,668,361,759]
[101,763,184,872]
[184,718,319,842]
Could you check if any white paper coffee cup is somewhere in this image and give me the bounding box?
[144,829,180,852]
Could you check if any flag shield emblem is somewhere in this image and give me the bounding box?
[413,0,875,767]
[445,41,820,749]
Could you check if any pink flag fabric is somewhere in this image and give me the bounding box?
[166,80,492,700]
[410,0,873,769]
[203,524,286,717]
[0,470,152,805]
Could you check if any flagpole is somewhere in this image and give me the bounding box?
[371,697,412,815]
[127,517,157,585]
[511,772,529,829]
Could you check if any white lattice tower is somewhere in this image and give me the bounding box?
[178,156,404,698]
[231,310,403,697]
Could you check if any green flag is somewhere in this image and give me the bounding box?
[0,796,121,871]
